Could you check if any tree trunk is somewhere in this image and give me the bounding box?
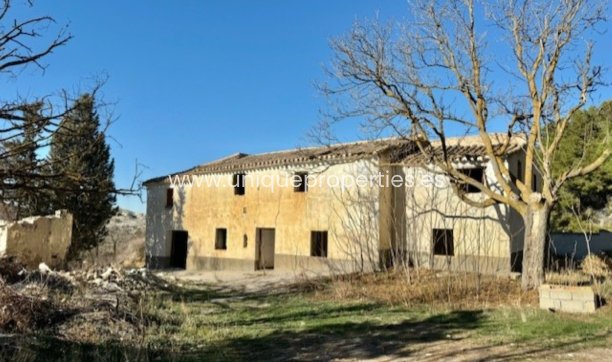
[521,202,551,290]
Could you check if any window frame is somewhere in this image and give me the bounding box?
[165,188,174,208]
[432,228,454,256]
[517,160,523,183]
[294,172,308,193]
[233,173,246,196]
[454,167,485,193]
[310,231,328,258]
[215,228,228,250]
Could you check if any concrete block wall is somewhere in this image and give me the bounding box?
[539,284,597,313]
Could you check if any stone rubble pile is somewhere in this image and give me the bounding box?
[0,256,173,339]
[35,262,171,296]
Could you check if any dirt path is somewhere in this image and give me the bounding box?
[156,268,331,295]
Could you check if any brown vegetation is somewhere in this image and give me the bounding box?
[582,254,612,279]
[0,256,165,343]
[316,270,538,309]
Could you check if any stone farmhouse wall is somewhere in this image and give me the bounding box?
[146,160,383,273]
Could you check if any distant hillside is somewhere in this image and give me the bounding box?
[78,209,145,268]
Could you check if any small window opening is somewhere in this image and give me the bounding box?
[454,167,484,193]
[433,229,454,256]
[215,228,227,250]
[166,188,174,208]
[311,231,328,257]
[233,173,245,195]
[517,160,523,183]
[294,172,308,192]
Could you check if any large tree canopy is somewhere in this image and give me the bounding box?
[49,94,117,258]
[550,101,612,232]
[321,0,609,289]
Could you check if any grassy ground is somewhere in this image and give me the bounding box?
[140,288,611,361]
[2,273,611,361]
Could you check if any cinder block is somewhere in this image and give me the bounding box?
[571,290,596,302]
[550,290,573,300]
[540,297,561,310]
[560,300,591,313]
[539,284,597,313]
[581,301,596,313]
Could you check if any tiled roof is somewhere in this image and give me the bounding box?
[143,138,416,185]
[143,133,525,185]
[401,134,526,166]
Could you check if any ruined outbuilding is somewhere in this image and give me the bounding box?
[0,210,73,268]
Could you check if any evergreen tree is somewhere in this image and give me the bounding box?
[550,101,612,232]
[49,94,117,258]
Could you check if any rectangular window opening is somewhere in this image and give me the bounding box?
[233,173,246,195]
[454,167,484,193]
[310,231,328,257]
[294,172,308,192]
[517,160,523,183]
[433,229,454,256]
[166,188,174,208]
[215,228,227,250]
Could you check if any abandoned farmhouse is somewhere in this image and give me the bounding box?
[144,134,532,274]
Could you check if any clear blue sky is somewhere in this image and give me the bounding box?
[8,1,611,212]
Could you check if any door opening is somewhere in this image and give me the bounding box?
[255,228,275,270]
[170,230,188,269]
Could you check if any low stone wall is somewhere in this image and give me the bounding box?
[539,284,598,313]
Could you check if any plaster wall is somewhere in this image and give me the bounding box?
[146,160,383,272]
[0,210,73,268]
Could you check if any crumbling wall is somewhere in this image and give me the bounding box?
[0,210,73,268]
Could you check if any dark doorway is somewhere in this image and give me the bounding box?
[255,228,275,270]
[511,251,523,273]
[170,230,188,269]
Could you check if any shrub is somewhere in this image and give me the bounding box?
[581,254,612,278]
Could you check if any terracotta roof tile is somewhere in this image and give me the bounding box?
[144,133,525,185]
[402,134,526,165]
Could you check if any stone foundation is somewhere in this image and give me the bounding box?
[155,254,374,273]
[274,254,376,273]
[188,256,256,271]
[146,255,172,269]
[539,284,598,313]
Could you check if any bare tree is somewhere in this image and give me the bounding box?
[321,0,609,289]
[0,1,143,222]
[0,0,70,212]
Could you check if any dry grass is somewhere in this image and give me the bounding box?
[0,281,72,333]
[545,270,591,285]
[582,254,612,278]
[314,269,538,309]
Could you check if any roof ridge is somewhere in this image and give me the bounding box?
[143,133,525,185]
